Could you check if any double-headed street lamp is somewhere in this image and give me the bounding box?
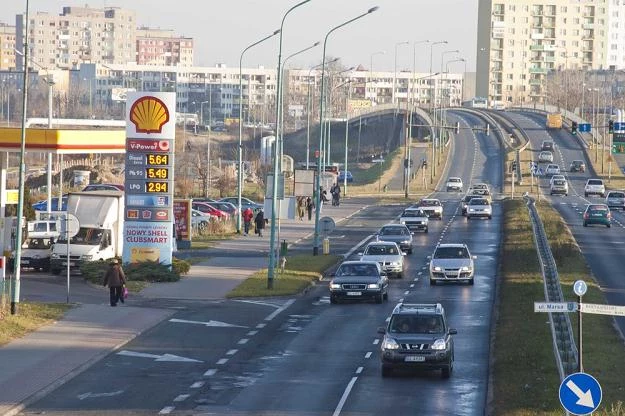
[324,66,354,169]
[313,6,379,256]
[267,0,312,288]
[237,29,281,234]
[428,40,447,182]
[445,58,465,106]
[393,41,409,105]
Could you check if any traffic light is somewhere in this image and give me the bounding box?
[608,120,614,134]
[571,121,578,135]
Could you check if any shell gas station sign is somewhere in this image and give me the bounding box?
[123,92,175,266]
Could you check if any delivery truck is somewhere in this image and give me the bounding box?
[546,113,563,129]
[50,191,124,274]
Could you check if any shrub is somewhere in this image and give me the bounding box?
[80,257,190,284]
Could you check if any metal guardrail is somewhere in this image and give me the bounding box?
[524,195,578,379]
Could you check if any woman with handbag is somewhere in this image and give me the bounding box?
[102,259,126,306]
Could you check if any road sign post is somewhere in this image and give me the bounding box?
[573,280,588,373]
[559,372,602,415]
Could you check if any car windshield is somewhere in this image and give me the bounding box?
[449,178,461,183]
[588,180,603,185]
[609,192,625,198]
[463,196,475,203]
[336,263,379,277]
[402,210,425,217]
[554,180,566,186]
[365,245,399,255]
[389,315,444,334]
[470,199,488,205]
[23,238,53,250]
[380,227,408,236]
[434,246,469,259]
[420,200,440,206]
[588,205,608,212]
[572,161,583,166]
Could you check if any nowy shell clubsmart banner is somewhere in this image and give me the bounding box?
[123,92,175,266]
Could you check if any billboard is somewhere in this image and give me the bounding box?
[112,87,137,102]
[173,199,192,243]
[123,92,176,266]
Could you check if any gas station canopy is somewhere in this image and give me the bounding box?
[0,127,126,154]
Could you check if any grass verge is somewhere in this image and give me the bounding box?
[494,199,625,415]
[0,302,72,347]
[227,254,342,298]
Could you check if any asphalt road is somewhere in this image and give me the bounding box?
[18,111,504,416]
[505,110,625,337]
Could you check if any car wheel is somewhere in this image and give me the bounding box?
[585,193,588,197]
[430,278,436,286]
[466,215,471,220]
[408,248,413,254]
[375,293,384,304]
[424,227,428,233]
[441,364,452,379]
[607,224,611,228]
[396,272,403,279]
[583,222,588,227]
[381,365,392,378]
[330,295,339,304]
[488,215,492,220]
[468,278,474,285]
[51,268,61,275]
[383,292,388,300]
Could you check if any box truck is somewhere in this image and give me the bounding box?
[50,191,124,274]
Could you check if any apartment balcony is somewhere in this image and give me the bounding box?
[544,56,556,63]
[529,78,543,86]
[531,33,544,40]
[583,23,594,30]
[529,67,549,74]
[530,45,545,51]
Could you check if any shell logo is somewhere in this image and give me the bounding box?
[129,96,170,134]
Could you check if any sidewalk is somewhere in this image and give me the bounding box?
[0,199,365,415]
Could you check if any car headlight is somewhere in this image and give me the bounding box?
[433,266,442,271]
[382,337,400,350]
[51,253,59,259]
[81,255,93,261]
[431,338,447,350]
[469,208,476,212]
[402,240,411,244]
[330,283,341,290]
[367,283,380,289]
[389,262,399,266]
[461,266,470,271]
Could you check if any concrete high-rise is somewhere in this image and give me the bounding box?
[15,6,136,71]
[136,28,194,67]
[0,23,16,70]
[476,0,625,106]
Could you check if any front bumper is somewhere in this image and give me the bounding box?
[551,188,568,195]
[20,257,50,270]
[50,258,84,272]
[330,287,383,301]
[381,349,451,370]
[402,221,428,231]
[430,270,473,281]
[467,209,491,217]
[446,185,462,191]
[422,210,442,219]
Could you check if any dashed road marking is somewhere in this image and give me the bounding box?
[190,381,204,389]
[204,369,217,377]
[365,352,372,359]
[159,407,175,414]
[238,338,249,345]
[356,367,364,374]
[216,358,229,365]
[226,349,238,356]
[173,394,190,402]
[247,330,258,336]
[373,339,380,345]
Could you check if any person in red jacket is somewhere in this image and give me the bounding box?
[242,207,254,235]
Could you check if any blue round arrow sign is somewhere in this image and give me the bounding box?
[559,372,602,415]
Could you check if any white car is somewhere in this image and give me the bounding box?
[549,174,565,186]
[417,198,443,219]
[606,191,625,210]
[585,179,606,197]
[469,183,490,192]
[538,151,554,163]
[545,164,560,176]
[466,197,492,220]
[446,177,463,192]
[550,177,568,196]
[429,243,477,285]
[399,207,429,233]
[359,241,405,279]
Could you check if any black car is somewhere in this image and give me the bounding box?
[379,303,457,378]
[461,195,476,216]
[541,140,554,151]
[329,261,388,304]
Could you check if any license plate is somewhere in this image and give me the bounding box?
[592,213,603,217]
[405,355,425,362]
[346,291,362,296]
[21,260,30,265]
[61,261,75,266]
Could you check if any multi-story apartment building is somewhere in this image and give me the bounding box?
[15,6,136,71]
[476,0,625,106]
[0,23,16,70]
[136,27,193,67]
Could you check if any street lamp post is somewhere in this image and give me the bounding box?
[267,0,311,288]
[324,66,354,169]
[343,80,352,195]
[438,49,459,164]
[406,40,429,193]
[313,6,379,257]
[237,29,281,234]
[369,50,385,104]
[428,40,447,182]
[393,41,409,106]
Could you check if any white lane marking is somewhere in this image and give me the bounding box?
[356,367,364,374]
[173,394,190,402]
[404,290,410,295]
[398,298,404,303]
[344,234,376,259]
[265,299,296,321]
[417,272,422,275]
[204,369,217,377]
[332,376,358,416]
[159,407,175,415]
[233,299,282,309]
[410,284,415,288]
[256,323,266,329]
[117,350,201,363]
[365,352,372,359]
[169,318,248,328]
[373,339,380,345]
[238,338,249,345]
[226,349,238,356]
[247,330,258,336]
[190,381,204,389]
[216,358,229,365]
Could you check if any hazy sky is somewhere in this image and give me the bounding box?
[1,0,478,73]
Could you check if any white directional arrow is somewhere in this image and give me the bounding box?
[117,350,202,363]
[169,318,248,328]
[566,380,595,408]
[78,390,124,400]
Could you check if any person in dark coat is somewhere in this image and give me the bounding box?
[254,209,265,237]
[306,197,314,221]
[102,259,126,306]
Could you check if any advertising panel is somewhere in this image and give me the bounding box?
[123,92,175,266]
[173,199,192,243]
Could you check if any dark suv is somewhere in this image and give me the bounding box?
[378,303,457,378]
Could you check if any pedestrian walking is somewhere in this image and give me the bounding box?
[297,197,306,221]
[102,258,126,307]
[331,183,341,206]
[254,209,265,237]
[242,207,254,235]
[306,196,314,221]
